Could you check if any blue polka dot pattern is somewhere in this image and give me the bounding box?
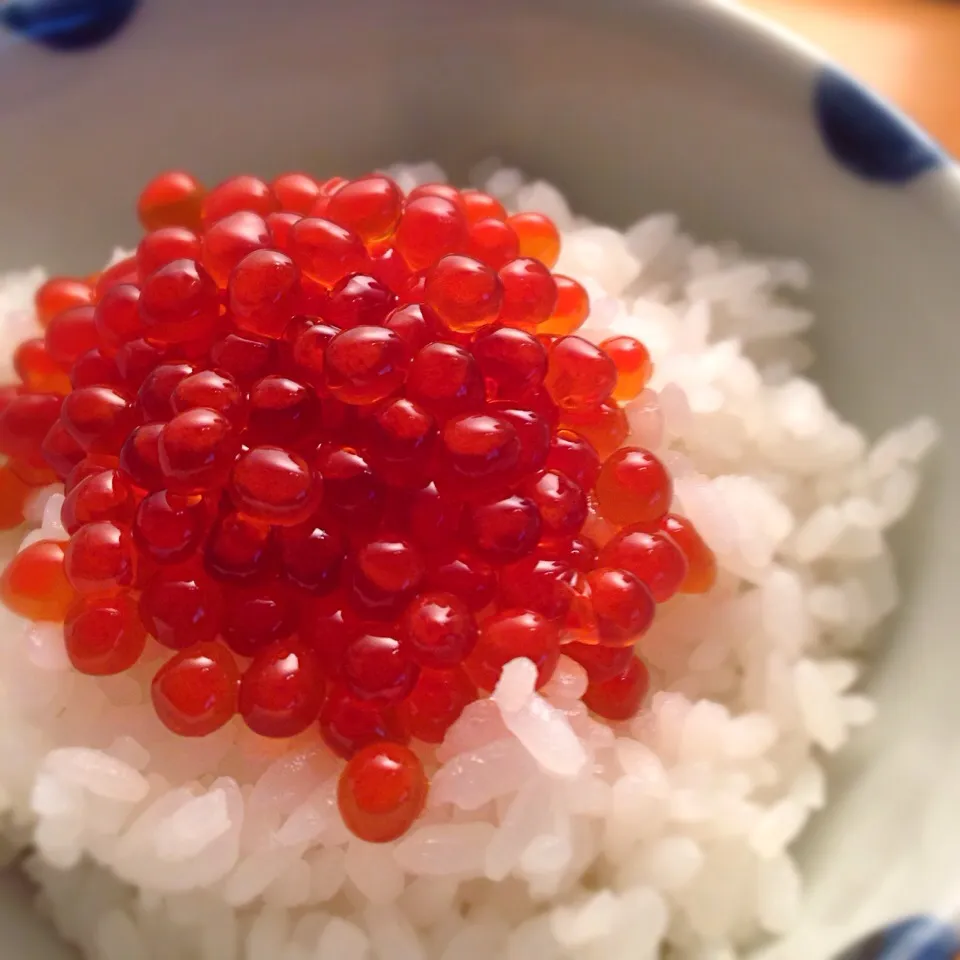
[836,915,960,960]
[815,68,944,184]
[0,0,139,51]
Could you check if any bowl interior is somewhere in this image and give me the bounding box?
[2,1,960,955]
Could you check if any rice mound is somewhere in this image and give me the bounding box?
[0,163,935,960]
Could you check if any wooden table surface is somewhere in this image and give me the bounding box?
[746,0,960,157]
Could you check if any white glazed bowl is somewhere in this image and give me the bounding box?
[1,1,959,957]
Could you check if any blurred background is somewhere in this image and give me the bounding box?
[749,0,960,156]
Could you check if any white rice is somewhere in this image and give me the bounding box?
[0,163,935,959]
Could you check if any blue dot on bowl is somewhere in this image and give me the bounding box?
[0,0,139,51]
[835,915,960,960]
[814,67,944,184]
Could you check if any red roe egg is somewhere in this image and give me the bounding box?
[299,592,357,674]
[466,609,560,691]
[138,171,205,232]
[461,189,507,224]
[210,332,275,386]
[380,303,436,355]
[271,172,320,215]
[95,256,138,299]
[222,581,296,656]
[118,422,165,491]
[324,326,410,405]
[64,594,146,676]
[586,567,656,646]
[40,422,83,480]
[599,525,688,604]
[546,429,601,490]
[0,466,30,530]
[228,249,301,340]
[520,468,587,537]
[563,641,634,685]
[499,555,581,620]
[289,217,367,288]
[561,401,629,462]
[61,468,134,535]
[115,338,168,389]
[139,570,223,649]
[540,275,590,336]
[594,447,672,526]
[230,446,321,526]
[45,305,99,368]
[424,549,496,612]
[139,259,220,345]
[91,284,141,353]
[0,540,76,620]
[402,592,478,668]
[61,386,137,453]
[341,626,419,704]
[537,533,598,573]
[158,408,240,494]
[488,404,551,476]
[407,183,464,210]
[472,327,547,401]
[14,339,71,395]
[507,212,561,268]
[266,211,302,253]
[133,491,208,564]
[323,274,395,329]
[438,412,519,501]
[201,211,270,287]
[395,196,468,272]
[406,342,484,418]
[171,370,245,422]
[152,642,240,737]
[202,174,277,225]
[466,218,520,270]
[315,446,384,529]
[64,520,137,594]
[246,375,319,448]
[280,519,344,595]
[498,258,558,330]
[423,255,502,334]
[35,277,94,328]
[0,393,63,465]
[545,336,617,410]
[320,689,408,759]
[363,397,436,486]
[70,349,122,390]
[659,513,717,594]
[325,175,404,245]
[204,510,275,583]
[582,655,650,721]
[239,639,325,738]
[400,668,476,744]
[338,741,428,843]
[138,362,196,421]
[467,494,541,562]
[137,226,202,278]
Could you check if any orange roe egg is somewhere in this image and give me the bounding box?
[202,174,277,226]
[270,172,320,215]
[324,326,410,405]
[423,255,502,335]
[0,466,30,530]
[228,249,301,340]
[400,667,476,744]
[337,741,428,843]
[14,339,71,395]
[560,401,629,461]
[539,276,590,335]
[289,217,368,288]
[394,196,468,272]
[0,392,63,465]
[602,335,653,402]
[582,655,650,721]
[64,521,137,594]
[466,218,520,270]
[202,210,271,288]
[64,594,146,675]
[139,570,223,649]
[594,446,672,526]
[599,525,688,604]
[151,641,240,737]
[137,170,205,232]
[407,183,464,210]
[35,277,94,328]
[466,608,560,691]
[325,175,404,245]
[507,211,561,268]
[498,257,558,330]
[544,336,617,411]
[239,638,325,738]
[0,540,76,620]
[659,513,717,594]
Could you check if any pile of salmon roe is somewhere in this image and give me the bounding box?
[0,170,716,843]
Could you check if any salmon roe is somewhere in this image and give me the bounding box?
[0,168,716,844]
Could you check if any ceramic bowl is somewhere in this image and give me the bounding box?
[0,1,958,957]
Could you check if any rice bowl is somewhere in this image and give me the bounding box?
[0,159,935,960]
